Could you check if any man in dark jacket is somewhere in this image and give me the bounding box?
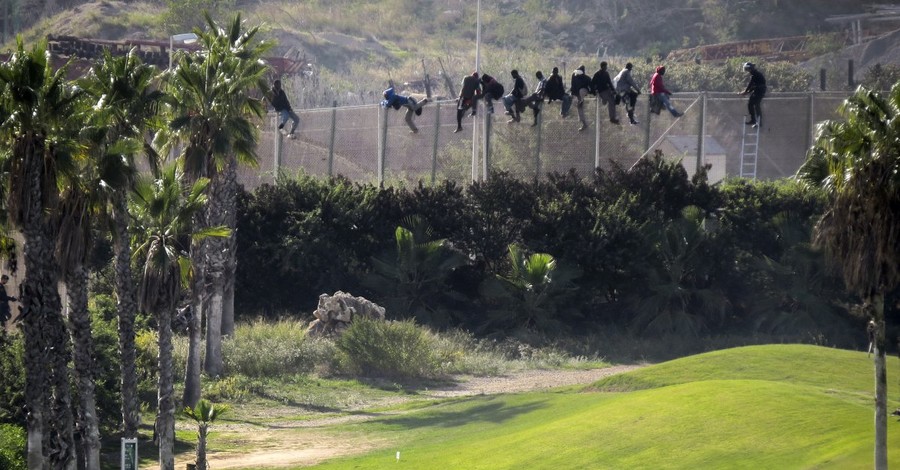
[0,275,16,328]
[591,61,620,124]
[480,73,504,115]
[544,66,572,118]
[455,72,482,133]
[503,69,528,123]
[739,62,766,128]
[570,65,592,131]
[268,79,299,138]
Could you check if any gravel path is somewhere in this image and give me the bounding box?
[422,365,644,397]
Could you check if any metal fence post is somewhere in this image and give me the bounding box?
[378,105,387,185]
[644,97,652,152]
[431,101,441,185]
[534,105,542,181]
[273,114,281,184]
[808,91,816,150]
[482,109,491,181]
[696,92,706,176]
[327,100,337,177]
[594,96,601,170]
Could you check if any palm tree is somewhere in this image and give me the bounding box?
[182,399,229,470]
[0,37,82,469]
[56,182,102,470]
[79,49,165,437]
[479,244,580,334]
[797,84,900,470]
[161,13,271,388]
[130,164,227,470]
[363,217,468,328]
[628,206,729,336]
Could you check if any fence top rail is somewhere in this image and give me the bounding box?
[287,91,851,114]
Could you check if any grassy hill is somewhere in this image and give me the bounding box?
[309,345,898,469]
[3,1,868,106]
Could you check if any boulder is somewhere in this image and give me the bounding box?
[307,291,385,337]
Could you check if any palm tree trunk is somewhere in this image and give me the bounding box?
[196,423,208,470]
[182,298,202,408]
[67,263,101,470]
[872,293,888,470]
[203,162,236,377]
[112,194,140,436]
[205,269,225,377]
[222,237,236,336]
[15,133,71,469]
[221,167,238,336]
[183,240,204,408]
[20,274,48,470]
[157,302,176,470]
[47,277,76,470]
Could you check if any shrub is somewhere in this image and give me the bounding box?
[223,319,335,377]
[0,334,24,426]
[0,424,25,470]
[336,318,438,379]
[88,295,127,433]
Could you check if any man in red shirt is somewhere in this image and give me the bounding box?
[650,66,682,118]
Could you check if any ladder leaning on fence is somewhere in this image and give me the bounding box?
[739,120,760,179]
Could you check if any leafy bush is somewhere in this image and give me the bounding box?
[0,424,25,470]
[336,318,438,379]
[479,244,581,335]
[0,334,25,426]
[222,319,336,377]
[236,175,400,317]
[363,219,469,328]
[88,295,128,433]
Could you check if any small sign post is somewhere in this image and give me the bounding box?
[121,438,138,470]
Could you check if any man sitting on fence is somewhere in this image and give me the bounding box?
[381,87,429,134]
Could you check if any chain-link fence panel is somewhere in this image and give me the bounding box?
[243,91,855,191]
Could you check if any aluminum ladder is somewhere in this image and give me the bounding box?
[739,120,760,179]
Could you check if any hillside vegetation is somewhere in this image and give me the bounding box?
[4,0,867,104]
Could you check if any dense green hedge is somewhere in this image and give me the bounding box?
[235,155,863,343]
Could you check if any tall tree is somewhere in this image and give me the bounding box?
[0,37,81,470]
[130,164,226,470]
[798,84,900,470]
[56,184,100,470]
[162,13,271,388]
[80,49,165,437]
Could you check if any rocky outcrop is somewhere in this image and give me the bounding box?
[306,291,385,337]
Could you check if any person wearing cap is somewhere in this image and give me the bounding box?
[591,61,620,125]
[381,86,430,134]
[570,65,592,131]
[650,65,682,118]
[739,62,766,127]
[503,69,528,123]
[0,275,16,329]
[544,67,572,118]
[614,62,641,125]
[456,72,482,133]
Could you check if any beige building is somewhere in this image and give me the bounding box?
[659,135,728,183]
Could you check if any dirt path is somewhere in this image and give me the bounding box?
[190,365,642,469]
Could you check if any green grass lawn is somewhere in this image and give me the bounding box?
[306,344,900,469]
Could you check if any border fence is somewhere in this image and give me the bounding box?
[237,91,850,191]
